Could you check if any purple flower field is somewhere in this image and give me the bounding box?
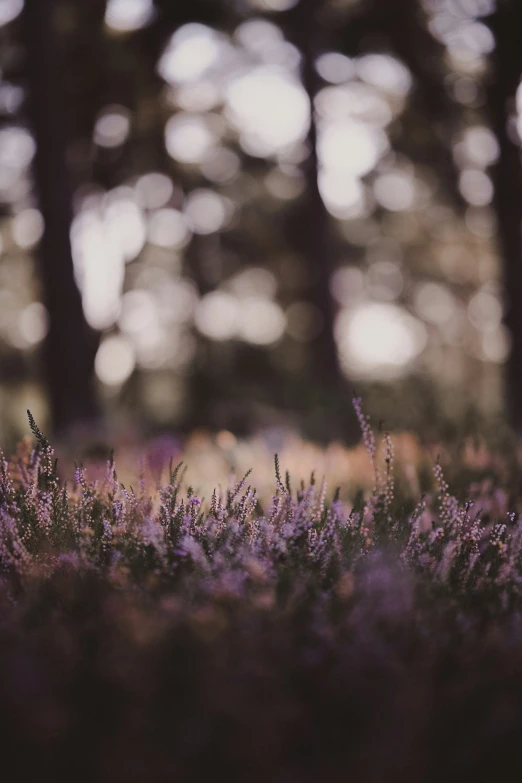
[1,401,522,782]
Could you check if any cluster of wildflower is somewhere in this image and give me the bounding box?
[1,408,522,781]
[381,430,395,515]
[352,396,379,486]
[0,405,519,613]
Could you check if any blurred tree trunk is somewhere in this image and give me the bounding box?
[285,0,344,390]
[22,0,100,435]
[487,3,522,432]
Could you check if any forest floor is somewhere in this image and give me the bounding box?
[1,403,522,782]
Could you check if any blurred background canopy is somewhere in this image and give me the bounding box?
[0,0,521,447]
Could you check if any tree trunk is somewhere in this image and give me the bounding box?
[285,0,344,389]
[487,3,522,431]
[22,0,100,435]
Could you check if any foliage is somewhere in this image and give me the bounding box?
[1,401,522,780]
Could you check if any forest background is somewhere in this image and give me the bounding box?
[0,0,520,451]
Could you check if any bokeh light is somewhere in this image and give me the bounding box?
[356,54,412,96]
[318,171,365,219]
[482,327,510,363]
[237,297,286,345]
[71,193,146,330]
[195,292,238,341]
[18,302,49,347]
[468,290,503,332]
[201,148,241,183]
[228,268,277,299]
[95,335,136,386]
[316,53,354,84]
[459,169,493,206]
[367,261,404,301]
[226,66,310,156]
[184,189,230,234]
[0,0,23,28]
[148,208,191,249]
[12,208,44,249]
[458,126,499,167]
[158,24,225,85]
[105,0,154,33]
[374,171,416,212]
[249,0,299,10]
[0,127,35,171]
[414,282,457,325]
[165,114,217,164]
[318,120,387,177]
[157,279,199,325]
[135,173,175,210]
[118,290,158,336]
[336,303,427,378]
[94,106,131,149]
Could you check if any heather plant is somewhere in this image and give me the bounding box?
[2,401,522,781]
[1,400,521,612]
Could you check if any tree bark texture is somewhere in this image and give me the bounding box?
[487,2,522,431]
[22,0,100,435]
[285,0,345,390]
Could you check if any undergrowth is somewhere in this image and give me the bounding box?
[0,399,522,782]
